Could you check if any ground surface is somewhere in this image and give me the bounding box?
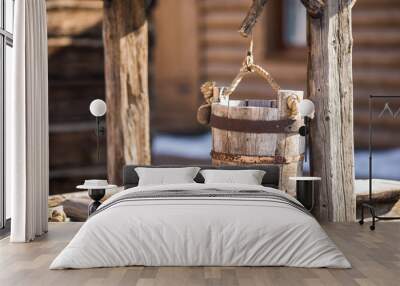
[0,222,399,286]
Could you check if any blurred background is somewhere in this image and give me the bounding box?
[47,0,400,196]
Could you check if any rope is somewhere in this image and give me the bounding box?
[200,81,216,104]
[223,38,281,98]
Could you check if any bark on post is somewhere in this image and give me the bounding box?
[307,0,356,222]
[300,0,325,18]
[239,0,269,37]
[103,0,151,185]
[239,0,325,37]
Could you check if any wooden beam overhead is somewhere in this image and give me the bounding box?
[239,0,269,37]
[239,0,326,37]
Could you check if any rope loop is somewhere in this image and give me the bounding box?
[223,37,281,98]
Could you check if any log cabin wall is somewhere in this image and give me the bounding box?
[47,0,106,194]
[47,0,400,194]
[152,0,203,133]
[352,0,400,148]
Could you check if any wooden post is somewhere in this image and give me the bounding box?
[239,0,354,221]
[308,0,356,222]
[277,90,304,196]
[103,0,151,185]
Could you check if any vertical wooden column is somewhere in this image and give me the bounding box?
[103,0,151,184]
[308,0,356,222]
[277,90,304,197]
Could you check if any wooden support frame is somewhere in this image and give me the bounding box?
[102,0,356,221]
[307,0,356,222]
[103,0,151,185]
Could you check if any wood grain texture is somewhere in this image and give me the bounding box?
[103,0,151,185]
[300,0,326,18]
[211,97,304,196]
[211,102,278,158]
[308,0,356,222]
[239,0,325,37]
[277,91,304,196]
[1,222,399,286]
[239,0,269,37]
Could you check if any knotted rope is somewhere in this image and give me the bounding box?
[223,38,281,98]
[200,81,216,104]
[198,37,301,125]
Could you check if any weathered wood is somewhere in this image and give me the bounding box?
[308,0,355,222]
[300,0,326,18]
[239,0,326,37]
[211,96,304,196]
[239,0,269,37]
[277,91,304,195]
[103,0,151,185]
[212,101,278,159]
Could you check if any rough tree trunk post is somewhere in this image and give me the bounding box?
[307,0,356,222]
[103,0,151,185]
[240,0,355,222]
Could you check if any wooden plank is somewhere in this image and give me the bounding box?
[353,9,400,28]
[199,0,250,12]
[353,48,400,68]
[354,28,400,48]
[48,44,104,81]
[46,0,102,10]
[211,98,304,196]
[354,126,400,149]
[213,102,279,156]
[47,4,102,38]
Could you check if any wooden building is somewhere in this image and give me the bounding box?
[46,0,400,194]
[47,0,105,194]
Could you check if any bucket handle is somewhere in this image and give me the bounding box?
[223,38,281,98]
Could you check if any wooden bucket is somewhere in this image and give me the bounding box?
[210,90,305,195]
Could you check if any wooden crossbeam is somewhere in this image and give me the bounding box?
[239,0,326,37]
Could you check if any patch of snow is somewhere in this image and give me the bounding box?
[355,179,400,194]
[152,133,212,159]
[355,149,400,180]
[152,133,400,180]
